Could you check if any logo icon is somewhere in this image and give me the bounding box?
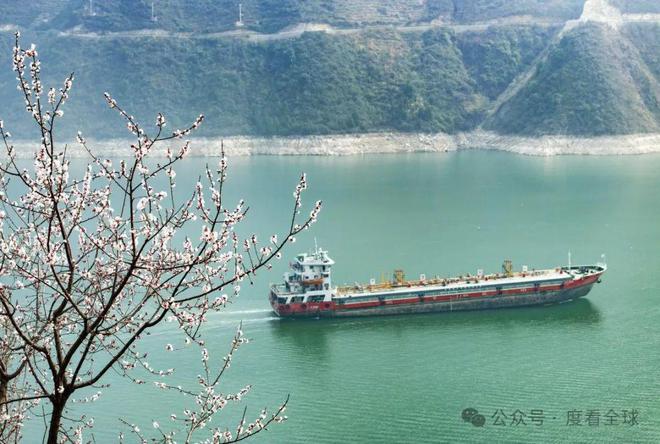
[462,407,486,427]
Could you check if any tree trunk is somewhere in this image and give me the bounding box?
[0,377,9,442]
[0,353,7,410]
[0,376,7,416]
[46,400,65,444]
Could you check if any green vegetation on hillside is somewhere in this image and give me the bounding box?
[3,2,660,139]
[487,23,660,136]
[0,0,69,27]
[458,27,555,100]
[452,0,583,22]
[2,0,587,35]
[0,25,554,138]
[611,1,660,14]
[624,23,660,81]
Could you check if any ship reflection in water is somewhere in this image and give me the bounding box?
[270,298,602,358]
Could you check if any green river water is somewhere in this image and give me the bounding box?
[22,151,660,443]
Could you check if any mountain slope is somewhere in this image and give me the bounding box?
[1,1,660,140]
[486,23,660,135]
[610,1,660,14]
[2,0,583,34]
[624,23,660,81]
[0,25,554,139]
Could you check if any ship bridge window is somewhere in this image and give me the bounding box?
[277,297,288,304]
[309,295,325,302]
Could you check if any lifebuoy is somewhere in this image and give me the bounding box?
[301,303,307,310]
[324,303,330,309]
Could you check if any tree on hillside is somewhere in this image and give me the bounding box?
[0,32,321,443]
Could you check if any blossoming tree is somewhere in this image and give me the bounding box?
[0,32,321,443]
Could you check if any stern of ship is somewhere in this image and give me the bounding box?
[269,249,337,318]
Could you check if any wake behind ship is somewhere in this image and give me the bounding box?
[269,249,606,318]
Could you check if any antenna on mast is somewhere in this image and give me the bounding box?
[235,3,244,27]
[151,2,157,22]
[314,237,318,254]
[568,250,572,269]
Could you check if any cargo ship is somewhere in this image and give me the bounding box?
[269,249,606,318]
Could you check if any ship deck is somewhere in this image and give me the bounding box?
[270,265,606,299]
[334,267,578,298]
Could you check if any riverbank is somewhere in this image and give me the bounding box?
[7,130,660,158]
